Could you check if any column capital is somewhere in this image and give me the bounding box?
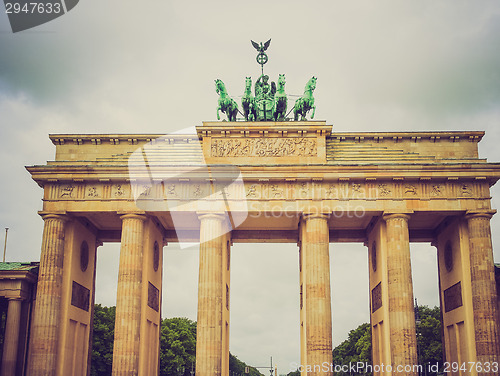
[197,212,227,221]
[118,212,147,221]
[38,211,68,221]
[382,212,412,222]
[301,212,330,222]
[465,209,496,221]
[6,297,23,302]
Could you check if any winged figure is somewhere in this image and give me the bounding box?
[251,39,271,53]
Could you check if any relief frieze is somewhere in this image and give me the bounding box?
[192,184,204,198]
[404,184,418,196]
[269,184,284,199]
[378,183,392,197]
[326,184,337,199]
[86,185,104,199]
[350,183,365,198]
[211,137,317,157]
[430,184,444,197]
[47,180,484,201]
[459,183,473,197]
[246,184,259,198]
[112,184,126,198]
[60,184,76,198]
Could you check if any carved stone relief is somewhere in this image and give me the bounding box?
[211,137,317,157]
[404,184,417,196]
[378,184,391,197]
[430,184,443,197]
[49,180,483,202]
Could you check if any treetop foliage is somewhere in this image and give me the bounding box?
[91,305,263,376]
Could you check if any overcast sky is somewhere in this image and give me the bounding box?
[1,1,500,374]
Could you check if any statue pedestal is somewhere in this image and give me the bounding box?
[197,121,331,165]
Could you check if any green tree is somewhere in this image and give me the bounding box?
[160,317,197,376]
[91,304,115,376]
[415,305,443,373]
[229,353,263,376]
[332,323,371,375]
[91,307,262,376]
[330,306,443,376]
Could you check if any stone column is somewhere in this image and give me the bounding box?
[196,213,225,376]
[302,213,332,375]
[27,213,67,376]
[382,213,418,375]
[465,211,500,366]
[112,214,146,376]
[1,298,23,376]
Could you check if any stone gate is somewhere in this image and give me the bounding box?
[25,121,500,376]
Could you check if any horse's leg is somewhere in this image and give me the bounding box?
[311,105,316,119]
[294,100,302,121]
[217,105,221,120]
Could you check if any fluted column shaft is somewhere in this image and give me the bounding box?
[302,214,332,375]
[196,214,225,376]
[465,211,500,368]
[383,213,417,375]
[112,214,146,376]
[28,213,67,376]
[1,298,23,376]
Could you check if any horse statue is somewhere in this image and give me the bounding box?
[273,74,287,121]
[293,76,317,121]
[241,77,257,121]
[215,79,238,122]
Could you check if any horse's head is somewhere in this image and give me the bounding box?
[278,74,286,88]
[215,79,225,95]
[245,77,252,88]
[307,76,317,91]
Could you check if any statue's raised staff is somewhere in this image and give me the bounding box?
[293,76,317,121]
[242,77,257,121]
[215,79,239,122]
[273,74,287,121]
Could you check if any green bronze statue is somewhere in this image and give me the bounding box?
[212,40,317,122]
[215,79,239,122]
[254,74,276,121]
[251,39,271,75]
[273,74,287,121]
[242,76,257,121]
[293,76,317,121]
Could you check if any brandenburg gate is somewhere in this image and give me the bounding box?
[25,121,500,376]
